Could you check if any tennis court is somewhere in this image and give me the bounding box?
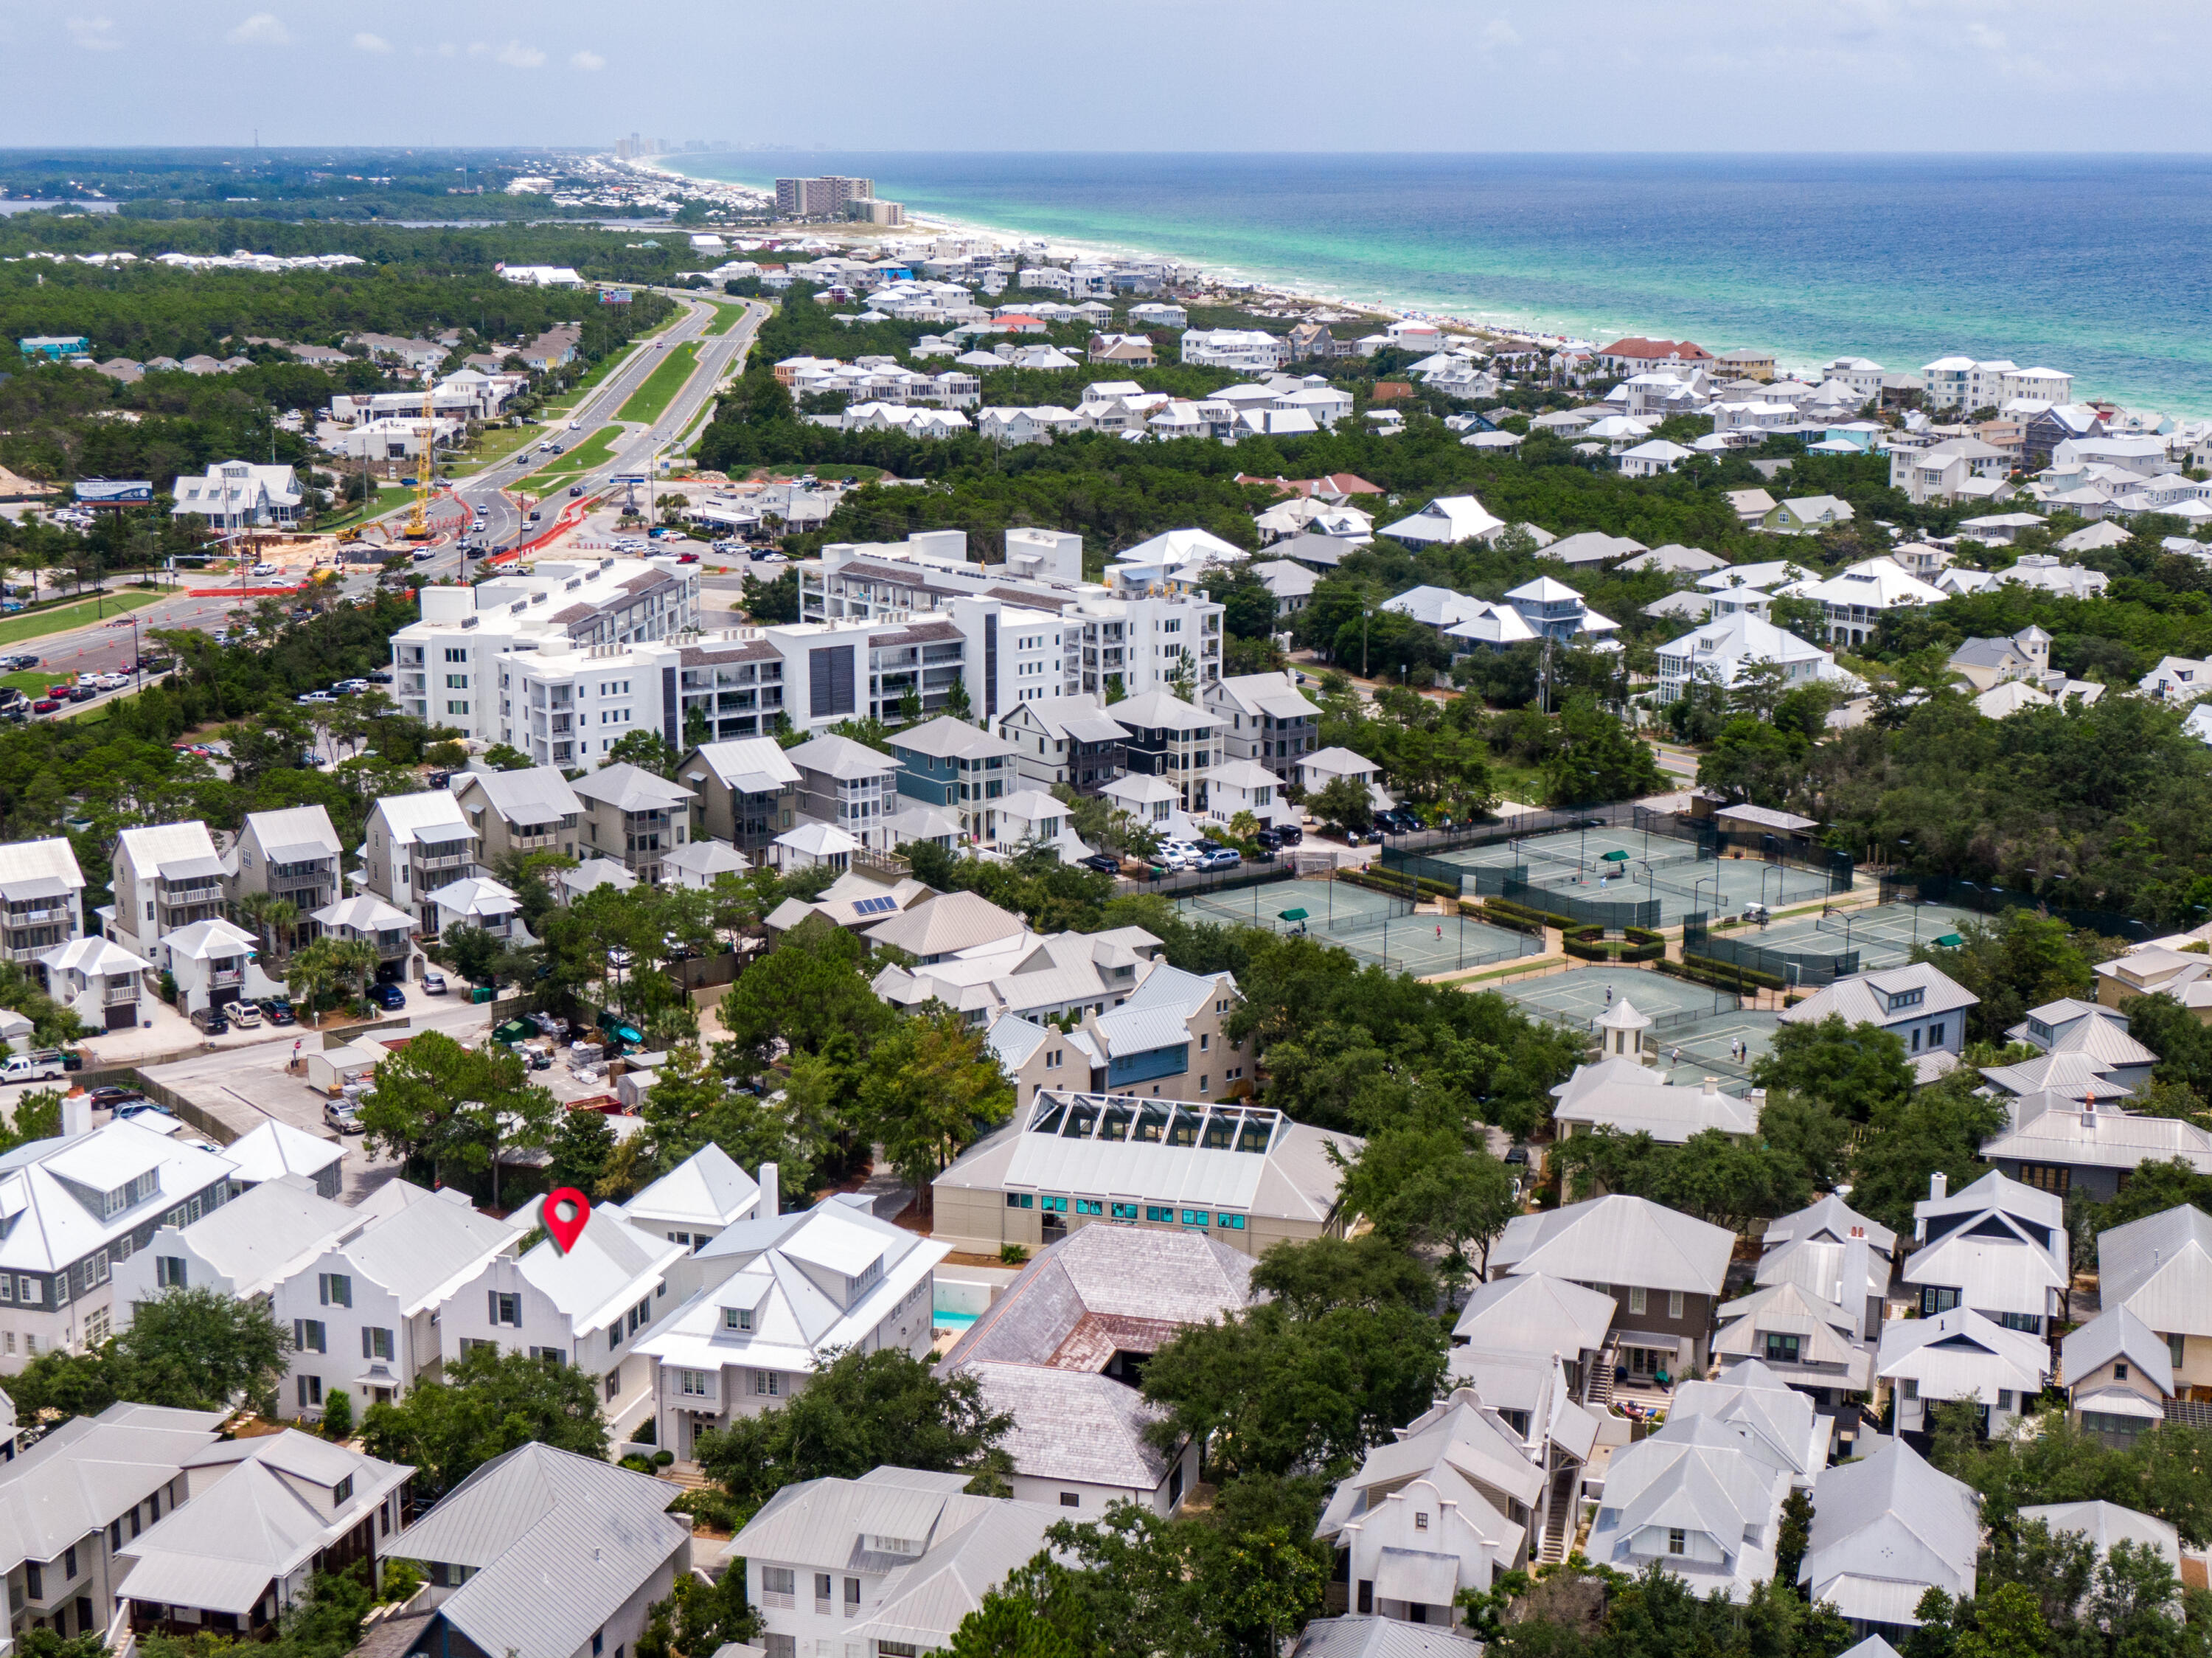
[1658,1009,1783,1081]
[1498,965,1738,1031]
[1427,828,1837,926]
[1742,901,1979,971]
[1176,876,1538,977]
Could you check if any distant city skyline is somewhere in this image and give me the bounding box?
[3,1,2211,152]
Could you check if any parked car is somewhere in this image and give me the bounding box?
[250,562,280,577]
[421,971,448,996]
[366,670,393,684]
[228,1001,262,1028]
[1078,853,1119,875]
[368,982,406,1011]
[66,686,95,704]
[260,998,296,1026]
[189,1006,230,1036]
[0,655,36,672]
[115,1101,175,1124]
[31,700,58,715]
[1196,847,1241,871]
[297,691,336,706]
[90,1089,147,1113]
[675,551,700,564]
[323,1100,364,1134]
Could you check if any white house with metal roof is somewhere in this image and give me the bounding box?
[931,1091,1356,1260]
[1548,1015,1759,1142]
[634,1196,948,1460]
[1903,1170,2066,1333]
[619,1145,762,1254]
[358,791,477,933]
[227,805,344,958]
[443,1198,686,1437]
[2017,1499,2179,1576]
[221,1120,344,1199]
[117,1429,411,1640]
[267,1183,523,1422]
[107,820,225,962]
[1877,1305,2049,1436]
[1583,1384,1795,1602]
[1448,1272,1617,1400]
[380,1443,691,1658]
[723,1467,1060,1658]
[1712,1281,1873,1404]
[1798,1435,1980,1640]
[0,1113,238,1370]
[1378,496,1506,547]
[0,836,84,974]
[114,1173,358,1317]
[0,1402,227,1643]
[156,915,285,1017]
[40,934,153,1033]
[1204,670,1321,778]
[1315,1390,1548,1623]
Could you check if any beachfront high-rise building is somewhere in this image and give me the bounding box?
[776,176,874,218]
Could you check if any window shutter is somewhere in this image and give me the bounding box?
[361,1326,372,1359]
[489,1291,499,1325]
[293,1319,304,1349]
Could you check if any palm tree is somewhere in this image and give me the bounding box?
[236,891,299,964]
[286,937,341,1021]
[330,938,380,1010]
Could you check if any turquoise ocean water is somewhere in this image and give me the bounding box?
[670,152,2212,414]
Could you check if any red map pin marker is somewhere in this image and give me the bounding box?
[545,1187,591,1255]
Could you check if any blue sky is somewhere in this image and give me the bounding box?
[3,0,2210,151]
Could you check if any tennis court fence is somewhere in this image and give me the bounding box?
[1682,914,1859,986]
[1876,875,2154,943]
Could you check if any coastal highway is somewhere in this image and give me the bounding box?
[397,293,767,582]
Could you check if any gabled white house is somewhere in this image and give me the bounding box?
[635,1196,949,1459]
[442,1197,686,1436]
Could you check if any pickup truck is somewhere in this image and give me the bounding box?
[1,1051,70,1085]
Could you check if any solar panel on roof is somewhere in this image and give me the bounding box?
[852,895,898,915]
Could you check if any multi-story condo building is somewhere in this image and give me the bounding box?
[0,837,85,974]
[228,807,343,957]
[385,557,701,729]
[106,822,225,962]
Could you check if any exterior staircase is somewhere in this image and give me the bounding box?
[1582,1340,1620,1412]
[1539,1464,1581,1565]
[658,1460,714,1494]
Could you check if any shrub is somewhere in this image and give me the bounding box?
[321,1387,353,1440]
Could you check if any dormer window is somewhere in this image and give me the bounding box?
[1885,987,1924,1012]
[723,1306,753,1332]
[333,1476,353,1505]
[102,1170,158,1218]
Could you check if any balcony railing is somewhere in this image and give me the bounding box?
[104,985,138,1006]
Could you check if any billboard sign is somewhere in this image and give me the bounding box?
[74,479,152,504]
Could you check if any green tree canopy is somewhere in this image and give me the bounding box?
[695,1347,1012,1520]
[360,1343,608,1499]
[10,1285,290,1419]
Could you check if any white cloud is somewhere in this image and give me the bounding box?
[226,12,290,46]
[1481,18,1520,47]
[495,40,546,68]
[352,31,391,54]
[66,15,121,50]
[570,49,605,70]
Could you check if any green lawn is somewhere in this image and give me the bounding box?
[757,463,885,482]
[1,670,58,695]
[543,340,641,414]
[515,426,621,490]
[0,589,163,648]
[318,485,411,534]
[616,342,700,426]
[702,304,746,337]
[445,424,539,476]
